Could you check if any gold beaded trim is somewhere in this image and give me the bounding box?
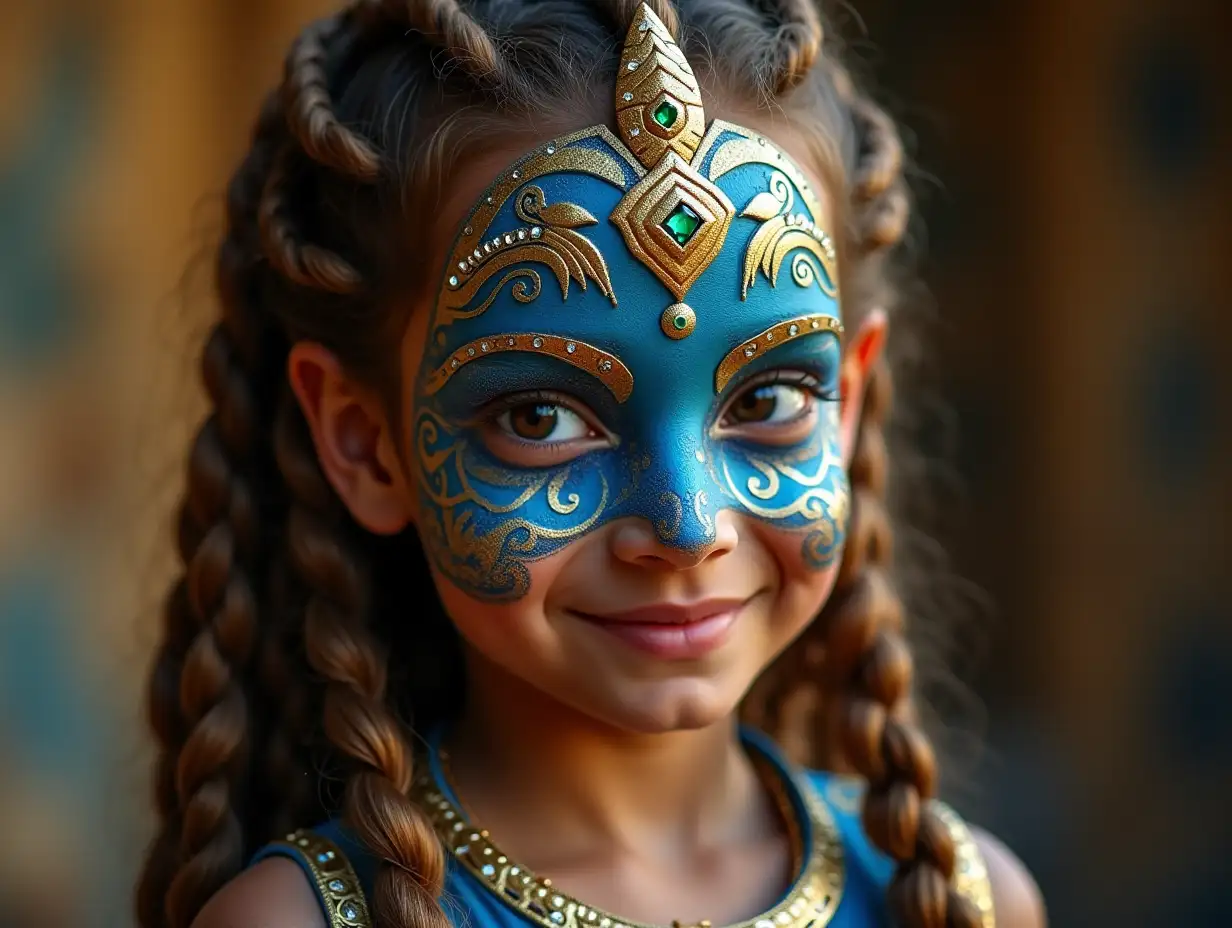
[932,802,996,928]
[412,750,845,928]
[422,332,634,403]
[714,314,843,393]
[269,829,372,928]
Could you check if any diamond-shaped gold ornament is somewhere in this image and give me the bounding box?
[610,152,735,301]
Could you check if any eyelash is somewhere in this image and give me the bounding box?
[731,368,839,404]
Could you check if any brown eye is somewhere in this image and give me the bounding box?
[722,383,813,428]
[496,403,590,443]
[728,385,780,424]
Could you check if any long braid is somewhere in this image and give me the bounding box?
[274,396,450,928]
[766,14,980,924]
[136,92,287,928]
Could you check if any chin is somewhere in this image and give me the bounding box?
[596,676,745,734]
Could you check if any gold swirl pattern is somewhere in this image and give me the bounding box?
[655,491,684,541]
[696,120,827,227]
[692,489,715,538]
[423,332,634,402]
[719,435,846,523]
[441,185,616,326]
[615,5,707,169]
[740,171,838,300]
[416,411,609,600]
[714,313,843,393]
[268,830,371,928]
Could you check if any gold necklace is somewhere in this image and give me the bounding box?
[412,742,845,928]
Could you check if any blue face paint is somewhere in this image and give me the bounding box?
[411,10,849,600]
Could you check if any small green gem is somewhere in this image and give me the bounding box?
[673,314,688,330]
[653,100,679,128]
[662,203,701,246]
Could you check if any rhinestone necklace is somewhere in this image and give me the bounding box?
[412,740,845,928]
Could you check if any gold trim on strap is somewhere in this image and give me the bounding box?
[933,802,997,928]
[269,829,372,928]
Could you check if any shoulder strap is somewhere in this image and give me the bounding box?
[257,828,374,928]
[813,774,996,927]
[930,801,996,928]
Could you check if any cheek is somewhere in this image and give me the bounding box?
[746,518,842,633]
[429,550,572,660]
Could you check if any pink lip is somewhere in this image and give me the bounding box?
[573,597,751,660]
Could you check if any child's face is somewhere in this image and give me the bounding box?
[385,119,879,735]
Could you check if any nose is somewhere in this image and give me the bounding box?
[610,494,737,569]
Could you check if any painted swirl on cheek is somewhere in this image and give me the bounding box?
[712,405,850,571]
[415,408,611,600]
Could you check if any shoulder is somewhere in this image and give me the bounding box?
[970,826,1048,928]
[804,771,1046,928]
[190,857,327,928]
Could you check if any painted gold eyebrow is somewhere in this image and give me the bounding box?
[423,333,634,403]
[714,313,843,393]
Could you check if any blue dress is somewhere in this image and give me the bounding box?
[251,731,994,928]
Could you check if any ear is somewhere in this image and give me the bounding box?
[286,342,414,535]
[839,308,889,468]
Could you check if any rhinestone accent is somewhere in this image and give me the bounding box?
[340,902,360,921]
[531,227,543,238]
[789,324,799,336]
[627,60,639,70]
[482,864,497,877]
[317,851,335,863]
[623,92,634,102]
[546,145,556,154]
[448,276,459,287]
[566,342,577,354]
[533,337,543,348]
[328,879,346,893]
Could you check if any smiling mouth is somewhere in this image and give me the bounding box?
[570,596,755,660]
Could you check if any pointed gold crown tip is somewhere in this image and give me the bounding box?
[615,0,705,168]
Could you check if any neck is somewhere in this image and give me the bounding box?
[442,650,773,864]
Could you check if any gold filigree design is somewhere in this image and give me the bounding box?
[413,742,845,928]
[714,313,843,393]
[615,6,706,169]
[655,491,684,541]
[423,332,633,403]
[695,120,827,227]
[719,432,846,523]
[660,303,696,339]
[933,802,997,928]
[269,829,371,928]
[440,185,616,326]
[740,172,838,300]
[435,128,642,331]
[416,412,609,599]
[692,489,714,537]
[611,152,734,301]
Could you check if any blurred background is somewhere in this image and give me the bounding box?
[0,0,1228,925]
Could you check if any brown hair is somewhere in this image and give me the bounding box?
[136,2,977,928]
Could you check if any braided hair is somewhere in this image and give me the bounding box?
[137,3,971,928]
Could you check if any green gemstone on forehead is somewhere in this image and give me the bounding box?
[673,313,688,330]
[662,202,701,246]
[652,100,678,128]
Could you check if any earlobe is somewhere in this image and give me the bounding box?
[286,342,415,536]
[839,309,889,467]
